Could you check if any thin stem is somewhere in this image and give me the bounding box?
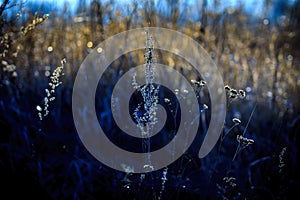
[242,102,257,136]
[224,123,238,138]
[232,143,241,161]
[232,102,257,161]
[217,123,239,157]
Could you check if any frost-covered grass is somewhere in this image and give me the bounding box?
[0,0,300,199]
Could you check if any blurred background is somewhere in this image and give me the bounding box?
[0,0,299,199]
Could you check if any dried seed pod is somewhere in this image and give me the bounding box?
[224,85,231,91]
[230,89,238,98]
[232,118,241,124]
[239,89,246,98]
